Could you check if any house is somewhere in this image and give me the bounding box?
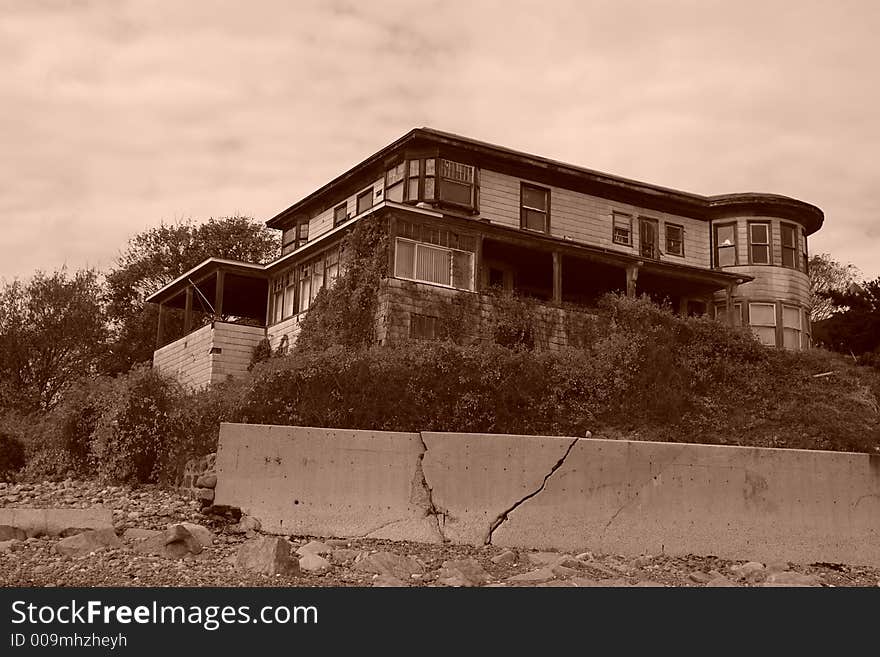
[146,128,822,388]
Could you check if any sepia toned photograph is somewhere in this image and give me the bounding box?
[1,0,879,648]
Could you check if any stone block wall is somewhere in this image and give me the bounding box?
[375,278,597,350]
[177,452,217,505]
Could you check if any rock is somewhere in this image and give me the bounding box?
[764,560,791,574]
[526,551,568,567]
[54,528,122,557]
[491,550,518,566]
[122,528,161,542]
[295,540,332,556]
[633,555,654,568]
[0,508,113,537]
[0,539,22,553]
[575,552,593,561]
[169,522,213,548]
[298,552,331,574]
[236,537,299,576]
[195,474,217,489]
[730,561,766,580]
[550,564,579,579]
[0,525,27,541]
[437,558,492,587]
[196,489,214,504]
[133,525,202,559]
[325,539,350,548]
[354,551,425,580]
[761,571,822,587]
[689,571,712,584]
[372,574,409,587]
[507,567,555,583]
[230,515,261,534]
[330,548,362,564]
[705,576,737,587]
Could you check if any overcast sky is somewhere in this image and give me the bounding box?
[1,0,878,282]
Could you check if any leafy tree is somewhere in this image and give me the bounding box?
[808,253,861,322]
[812,277,880,356]
[0,269,108,411]
[103,216,280,374]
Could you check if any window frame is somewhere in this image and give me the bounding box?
[356,187,374,215]
[780,222,798,270]
[781,303,802,350]
[333,202,349,228]
[612,211,633,247]
[664,223,684,257]
[748,302,777,347]
[747,221,771,265]
[801,227,809,274]
[393,236,475,292]
[714,222,738,268]
[436,159,477,210]
[519,182,551,234]
[384,162,406,204]
[714,302,743,326]
[639,216,660,260]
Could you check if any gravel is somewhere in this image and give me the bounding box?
[2,479,879,588]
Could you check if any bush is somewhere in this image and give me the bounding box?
[0,432,26,480]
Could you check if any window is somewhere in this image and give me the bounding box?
[612,212,632,246]
[281,219,309,255]
[520,183,549,233]
[781,223,797,269]
[410,314,439,340]
[333,203,349,228]
[438,160,476,208]
[714,303,742,326]
[714,223,737,267]
[357,188,373,215]
[282,269,296,319]
[801,308,811,349]
[639,217,659,259]
[782,304,802,350]
[801,228,809,273]
[407,160,421,202]
[394,238,474,291]
[272,276,284,324]
[665,223,684,257]
[749,222,770,265]
[385,163,405,203]
[749,302,777,346]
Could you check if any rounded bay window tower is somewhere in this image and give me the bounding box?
[708,194,823,350]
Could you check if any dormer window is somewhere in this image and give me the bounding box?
[402,157,477,212]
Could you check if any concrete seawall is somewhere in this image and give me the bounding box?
[214,423,880,566]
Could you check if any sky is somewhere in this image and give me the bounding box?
[1,0,878,282]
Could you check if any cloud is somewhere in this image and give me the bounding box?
[0,0,878,283]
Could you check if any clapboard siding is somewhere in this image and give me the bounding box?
[266,314,303,351]
[309,177,384,242]
[478,169,712,268]
[719,265,811,307]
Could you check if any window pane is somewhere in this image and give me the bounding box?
[409,160,420,177]
[273,291,283,323]
[395,240,415,278]
[423,177,435,200]
[750,303,776,326]
[334,204,347,225]
[666,225,683,255]
[613,227,631,245]
[283,286,295,318]
[782,248,796,268]
[753,326,777,346]
[752,244,770,264]
[783,328,800,350]
[523,208,546,232]
[522,186,547,210]
[425,159,435,176]
[717,246,736,267]
[299,277,311,312]
[387,163,405,186]
[357,190,373,214]
[782,305,800,329]
[781,224,796,247]
[452,251,474,290]
[441,160,473,183]
[386,182,404,203]
[716,225,735,246]
[439,179,472,205]
[750,223,769,244]
[416,244,451,285]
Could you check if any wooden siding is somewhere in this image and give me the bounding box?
[478,169,711,268]
[153,322,266,390]
[266,314,303,351]
[309,176,384,242]
[717,264,811,308]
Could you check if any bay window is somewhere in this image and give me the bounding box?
[781,223,797,269]
[714,223,737,267]
[749,222,770,265]
[749,302,777,346]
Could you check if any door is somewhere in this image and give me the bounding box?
[640,218,659,259]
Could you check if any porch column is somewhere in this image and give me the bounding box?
[552,251,562,304]
[156,302,165,349]
[625,264,640,298]
[214,269,225,320]
[184,286,193,334]
[725,284,735,326]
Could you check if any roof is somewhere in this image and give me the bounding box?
[265,127,825,234]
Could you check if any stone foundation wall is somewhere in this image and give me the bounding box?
[375,278,597,350]
[177,452,217,505]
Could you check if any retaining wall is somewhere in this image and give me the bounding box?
[214,423,880,566]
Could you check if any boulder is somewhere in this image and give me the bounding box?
[168,522,213,548]
[354,551,425,580]
[295,540,332,557]
[437,558,492,587]
[372,574,409,587]
[491,550,518,566]
[229,515,261,534]
[236,537,300,576]
[195,474,217,489]
[133,525,202,559]
[54,528,122,557]
[0,525,26,542]
[298,552,331,574]
[0,539,22,553]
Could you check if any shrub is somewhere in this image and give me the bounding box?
[0,431,25,480]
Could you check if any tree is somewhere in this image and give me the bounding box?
[0,268,108,411]
[102,216,280,374]
[812,277,880,356]
[808,253,861,322]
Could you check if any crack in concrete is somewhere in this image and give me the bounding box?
[416,433,449,543]
[484,437,580,545]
